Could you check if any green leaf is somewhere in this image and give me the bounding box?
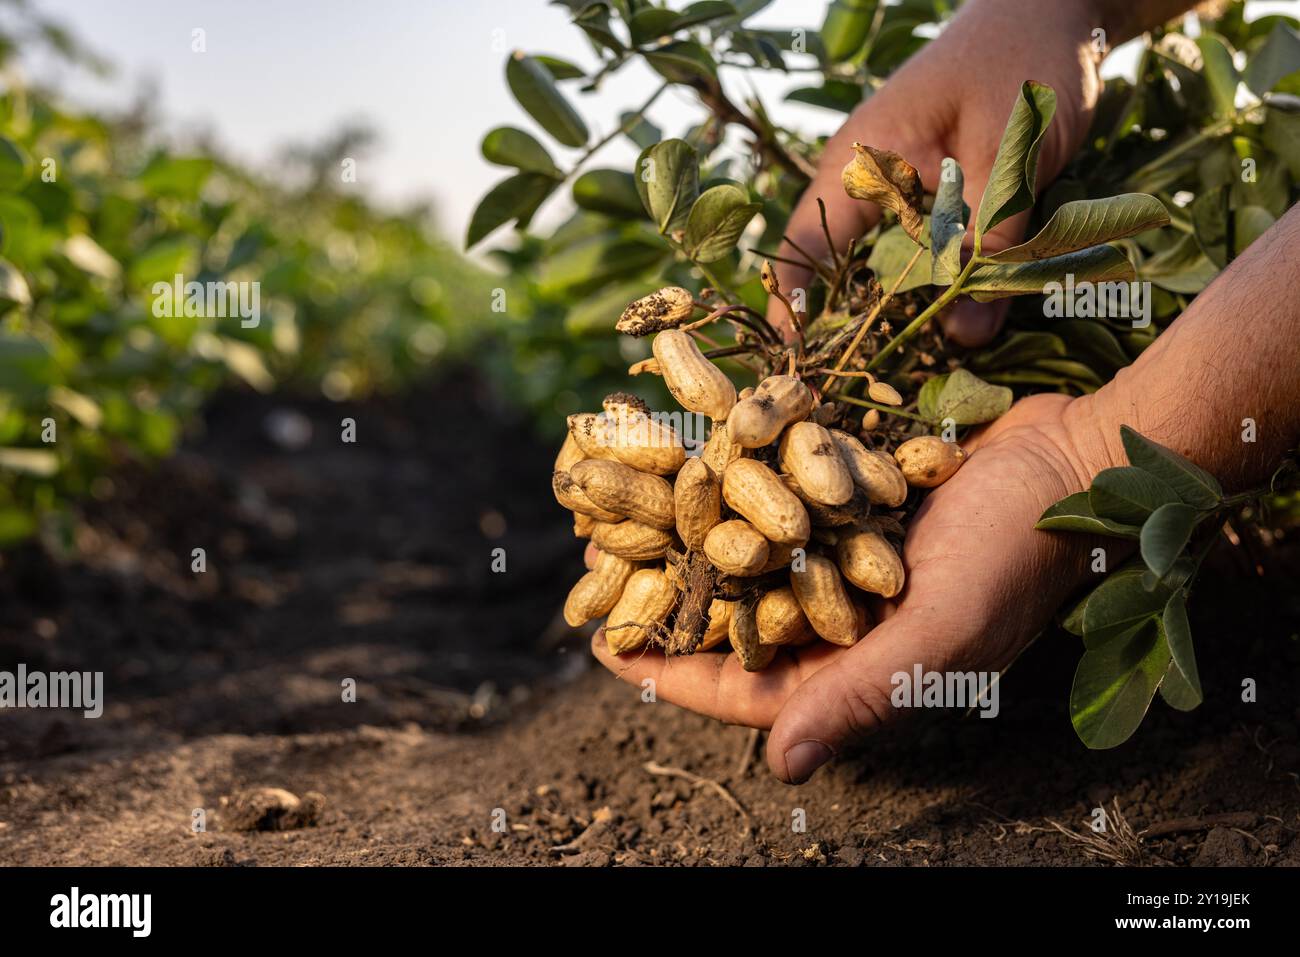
[1119,425,1222,508]
[1196,33,1241,117]
[481,127,561,176]
[866,223,931,292]
[0,137,34,191]
[1159,654,1201,711]
[1263,104,1300,178]
[963,244,1134,302]
[634,139,700,235]
[821,0,875,62]
[1053,320,1131,376]
[1140,502,1201,578]
[629,8,683,43]
[506,52,589,148]
[986,194,1169,262]
[1161,590,1202,707]
[916,368,1011,426]
[465,172,558,248]
[1191,186,1229,268]
[683,184,760,263]
[1139,232,1220,294]
[535,54,586,80]
[930,158,967,285]
[1071,619,1170,748]
[619,111,661,150]
[969,330,1065,372]
[1090,466,1179,526]
[644,41,718,85]
[785,80,865,113]
[1246,22,1300,95]
[572,169,647,219]
[1234,205,1275,255]
[975,81,1057,245]
[137,155,213,199]
[1036,491,1142,538]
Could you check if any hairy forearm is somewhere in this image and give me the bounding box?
[1089,0,1199,46]
[962,0,1194,48]
[1070,204,1300,492]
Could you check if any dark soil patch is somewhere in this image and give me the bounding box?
[0,370,1297,866]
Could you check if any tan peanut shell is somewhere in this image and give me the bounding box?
[758,540,798,574]
[573,512,596,538]
[616,286,694,336]
[757,586,815,646]
[566,413,620,461]
[601,406,687,476]
[628,357,661,376]
[699,599,732,651]
[605,568,677,655]
[862,409,881,430]
[790,554,859,646]
[591,520,674,560]
[651,329,737,421]
[728,595,777,671]
[836,525,905,598]
[552,470,623,522]
[830,429,908,507]
[700,421,743,474]
[564,551,638,627]
[782,473,869,527]
[703,519,770,577]
[725,375,813,448]
[894,435,967,487]
[868,380,903,406]
[779,421,854,506]
[722,458,810,546]
[555,432,585,474]
[673,457,721,550]
[570,459,676,530]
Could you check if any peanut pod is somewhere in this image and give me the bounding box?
[830,429,907,507]
[722,458,810,545]
[782,473,870,527]
[757,585,816,646]
[699,599,732,651]
[700,421,744,474]
[591,520,675,560]
[703,519,770,577]
[836,524,905,598]
[728,593,777,671]
[652,329,737,421]
[790,554,859,647]
[601,398,686,476]
[570,459,676,529]
[894,435,967,488]
[572,512,596,538]
[779,421,854,506]
[674,457,721,551]
[554,432,585,474]
[617,286,694,336]
[553,470,623,523]
[725,375,813,448]
[563,551,638,627]
[605,568,677,655]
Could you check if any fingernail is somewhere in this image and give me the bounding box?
[782,740,833,784]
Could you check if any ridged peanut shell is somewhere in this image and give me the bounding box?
[779,421,853,506]
[605,568,677,655]
[757,586,816,646]
[894,436,967,488]
[652,329,737,421]
[590,520,674,561]
[722,458,810,546]
[570,459,675,530]
[564,551,638,627]
[830,429,907,507]
[699,599,732,651]
[673,457,721,551]
[728,595,777,671]
[553,470,623,522]
[703,519,769,576]
[790,554,859,646]
[836,525,904,598]
[725,375,813,448]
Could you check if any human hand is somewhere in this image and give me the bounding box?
[768,0,1105,345]
[591,391,1121,782]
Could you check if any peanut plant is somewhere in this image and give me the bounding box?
[472,0,1300,747]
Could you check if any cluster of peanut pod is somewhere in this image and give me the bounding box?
[553,287,967,671]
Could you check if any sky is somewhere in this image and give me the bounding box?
[12,0,1293,248]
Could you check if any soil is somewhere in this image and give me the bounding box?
[1,369,1297,867]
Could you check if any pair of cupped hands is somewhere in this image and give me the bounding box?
[593,9,1120,784]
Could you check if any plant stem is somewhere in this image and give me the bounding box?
[695,260,740,304]
[563,82,669,183]
[821,243,924,392]
[837,394,927,422]
[867,254,977,371]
